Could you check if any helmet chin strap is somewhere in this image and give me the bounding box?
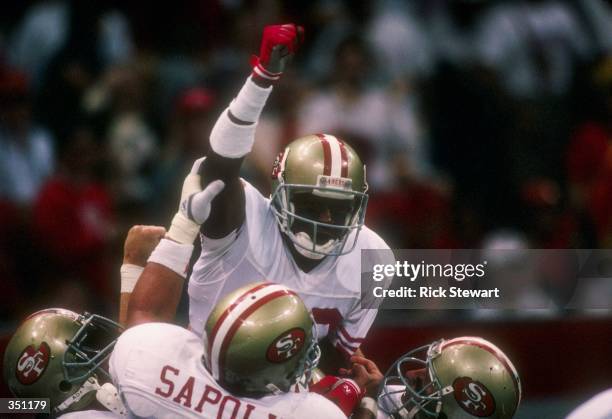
[292,231,338,260]
[55,376,100,413]
[55,377,127,416]
[96,382,127,416]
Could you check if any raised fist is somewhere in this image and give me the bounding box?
[252,23,304,82]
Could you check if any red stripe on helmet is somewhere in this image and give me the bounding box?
[217,289,297,386]
[208,283,272,354]
[316,133,332,176]
[337,138,349,178]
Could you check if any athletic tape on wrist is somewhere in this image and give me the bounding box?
[229,76,273,122]
[120,264,144,293]
[167,212,200,245]
[147,238,194,279]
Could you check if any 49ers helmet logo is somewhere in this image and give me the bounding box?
[453,377,496,417]
[15,342,51,385]
[266,328,305,363]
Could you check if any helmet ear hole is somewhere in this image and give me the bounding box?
[59,380,72,392]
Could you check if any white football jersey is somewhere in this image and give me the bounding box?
[566,388,612,419]
[109,323,346,419]
[190,180,392,356]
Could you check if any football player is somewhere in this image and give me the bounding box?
[127,23,393,373]
[347,336,522,418]
[110,281,355,418]
[2,308,126,418]
[116,189,372,418]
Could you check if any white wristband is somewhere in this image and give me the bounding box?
[148,238,194,279]
[120,264,144,293]
[167,211,200,245]
[359,397,378,417]
[229,76,272,122]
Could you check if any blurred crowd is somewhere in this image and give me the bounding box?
[0,0,611,326]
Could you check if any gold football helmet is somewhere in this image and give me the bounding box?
[378,337,522,418]
[270,134,368,259]
[202,282,320,396]
[3,308,122,414]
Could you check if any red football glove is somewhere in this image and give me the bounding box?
[310,375,365,416]
[251,23,304,82]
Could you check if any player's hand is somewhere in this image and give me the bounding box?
[123,225,166,266]
[252,23,304,83]
[310,375,364,416]
[167,158,225,245]
[339,355,383,397]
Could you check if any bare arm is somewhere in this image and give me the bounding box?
[119,225,166,326]
[119,293,130,326]
[199,151,246,238]
[126,262,185,326]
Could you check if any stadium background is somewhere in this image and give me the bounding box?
[0,0,611,417]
